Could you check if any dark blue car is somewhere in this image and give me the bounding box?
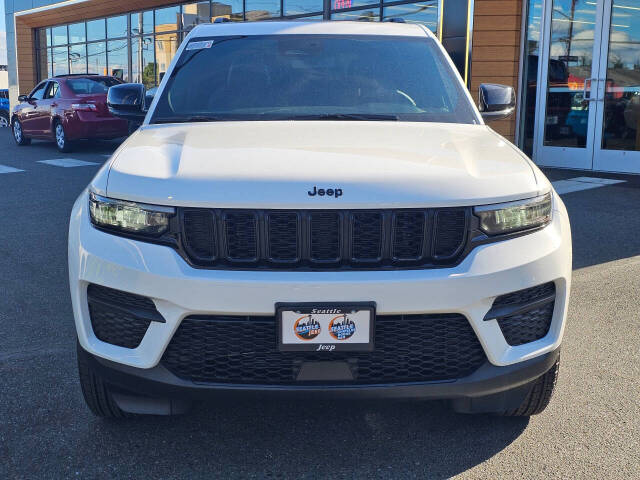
[0,89,9,128]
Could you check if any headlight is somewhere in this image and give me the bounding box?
[89,192,174,235]
[474,192,552,235]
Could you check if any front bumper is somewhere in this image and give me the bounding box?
[83,343,560,413]
[69,189,571,392]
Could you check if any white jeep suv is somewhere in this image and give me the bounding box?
[69,21,571,417]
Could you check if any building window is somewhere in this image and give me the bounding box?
[35,0,442,84]
[130,11,154,36]
[331,8,380,21]
[51,25,68,46]
[155,6,182,32]
[107,40,129,80]
[246,0,281,20]
[284,0,323,16]
[86,19,106,42]
[52,47,68,76]
[131,36,156,89]
[87,42,107,76]
[107,15,128,39]
[69,44,87,74]
[383,2,438,32]
[68,22,86,44]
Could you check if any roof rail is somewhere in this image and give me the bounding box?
[384,18,406,23]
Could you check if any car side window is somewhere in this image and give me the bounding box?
[45,82,60,99]
[30,82,48,100]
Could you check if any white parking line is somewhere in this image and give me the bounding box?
[38,158,99,168]
[552,176,626,195]
[0,165,25,174]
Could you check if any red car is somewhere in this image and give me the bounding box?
[11,74,129,152]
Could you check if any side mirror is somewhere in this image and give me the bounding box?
[18,95,28,102]
[107,83,147,121]
[478,84,515,122]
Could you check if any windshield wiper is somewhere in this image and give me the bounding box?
[152,115,230,124]
[286,113,400,121]
[152,113,400,124]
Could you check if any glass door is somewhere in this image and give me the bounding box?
[592,0,640,173]
[533,0,606,169]
[534,0,640,172]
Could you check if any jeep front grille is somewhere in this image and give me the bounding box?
[180,208,469,270]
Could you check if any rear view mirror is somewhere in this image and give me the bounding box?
[107,83,147,121]
[478,84,516,122]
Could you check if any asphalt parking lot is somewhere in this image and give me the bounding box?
[0,129,638,479]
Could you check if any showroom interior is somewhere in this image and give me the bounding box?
[3,0,640,172]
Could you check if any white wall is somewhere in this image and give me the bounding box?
[0,70,8,89]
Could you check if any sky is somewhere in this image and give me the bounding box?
[0,2,6,64]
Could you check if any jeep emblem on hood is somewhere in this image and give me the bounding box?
[308,186,343,198]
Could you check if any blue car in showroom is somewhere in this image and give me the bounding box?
[0,89,9,128]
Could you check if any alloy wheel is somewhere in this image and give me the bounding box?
[13,121,22,142]
[56,123,65,149]
[0,116,8,128]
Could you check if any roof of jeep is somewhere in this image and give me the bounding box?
[189,20,432,38]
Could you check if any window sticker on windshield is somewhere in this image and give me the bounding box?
[186,40,213,51]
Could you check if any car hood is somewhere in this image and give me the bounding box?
[104,121,544,208]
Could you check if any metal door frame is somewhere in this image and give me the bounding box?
[591,0,640,173]
[533,0,607,170]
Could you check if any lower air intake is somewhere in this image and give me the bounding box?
[87,284,163,349]
[161,313,487,385]
[488,282,556,346]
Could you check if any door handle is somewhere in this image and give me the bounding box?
[51,102,57,107]
[597,78,608,102]
[583,78,596,101]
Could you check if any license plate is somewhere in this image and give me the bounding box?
[277,303,375,352]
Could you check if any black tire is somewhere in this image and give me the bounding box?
[77,341,133,418]
[502,357,560,416]
[54,120,73,152]
[12,118,31,145]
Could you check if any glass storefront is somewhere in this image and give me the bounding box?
[522,0,640,172]
[600,0,640,152]
[35,0,440,86]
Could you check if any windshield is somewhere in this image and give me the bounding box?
[67,77,122,94]
[150,35,478,124]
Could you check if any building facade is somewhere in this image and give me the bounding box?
[4,0,640,173]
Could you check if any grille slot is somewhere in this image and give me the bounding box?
[87,284,163,349]
[180,208,470,269]
[310,211,342,262]
[433,209,467,258]
[351,211,383,261]
[267,212,299,262]
[392,211,427,260]
[162,313,486,385]
[182,209,216,261]
[224,211,258,261]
